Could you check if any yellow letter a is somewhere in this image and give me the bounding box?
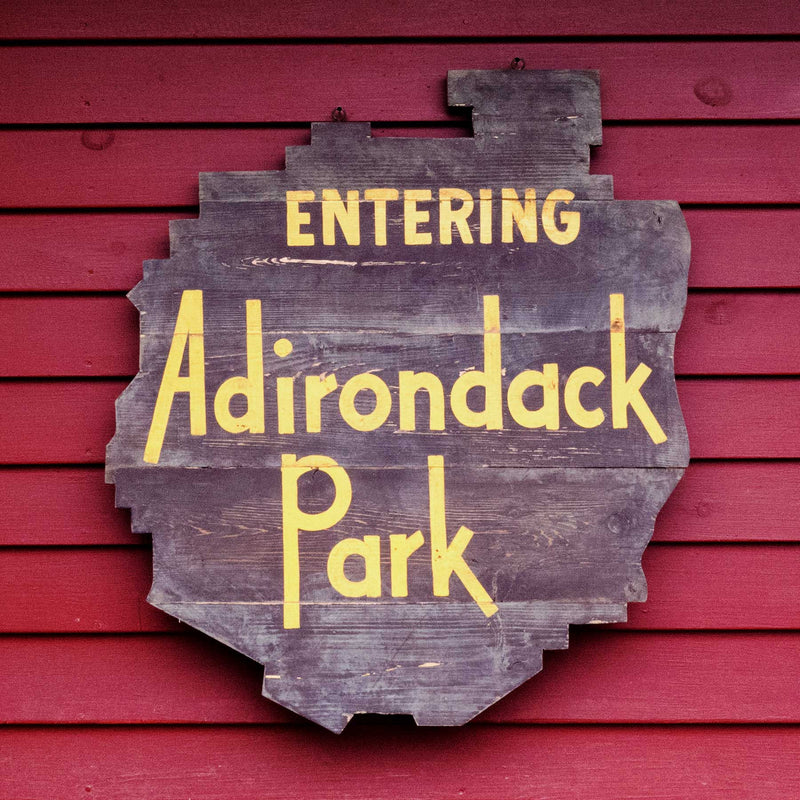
[144,289,206,464]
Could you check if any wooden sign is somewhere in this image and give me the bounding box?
[107,69,690,732]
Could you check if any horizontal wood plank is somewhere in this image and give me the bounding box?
[0,725,797,799]
[486,631,800,723]
[0,125,798,208]
[3,292,799,377]
[4,0,799,38]
[1,545,797,632]
[0,296,138,377]
[2,43,799,123]
[1,378,798,463]
[1,631,797,724]
[0,547,177,633]
[678,378,800,458]
[4,462,800,546]
[2,5,797,789]
[3,208,800,291]
[683,208,800,288]
[655,462,800,542]
[0,212,188,291]
[667,293,800,375]
[0,467,137,545]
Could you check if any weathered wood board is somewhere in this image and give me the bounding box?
[107,69,690,731]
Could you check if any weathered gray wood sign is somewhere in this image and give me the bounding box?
[107,69,690,732]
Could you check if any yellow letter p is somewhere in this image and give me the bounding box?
[280,454,352,629]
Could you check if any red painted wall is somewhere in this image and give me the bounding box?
[1,2,799,796]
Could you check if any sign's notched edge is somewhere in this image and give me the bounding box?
[105,69,691,733]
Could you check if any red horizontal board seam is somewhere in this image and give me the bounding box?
[3,0,800,38]
[5,458,800,467]
[2,726,797,800]
[4,629,796,636]
[3,457,799,464]
[1,722,798,730]
[2,42,799,123]
[4,210,800,291]
[0,121,798,131]
[8,287,800,295]
[3,722,798,729]
[2,542,797,549]
[6,629,797,635]
[3,126,797,207]
[2,34,800,44]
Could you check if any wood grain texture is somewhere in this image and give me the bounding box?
[0,548,177,633]
[1,545,797,633]
[4,0,799,38]
[678,379,800,458]
[0,725,797,800]
[2,42,798,123]
[682,208,800,289]
[104,74,689,729]
[1,378,797,463]
[1,125,796,209]
[0,211,190,291]
[0,467,138,545]
[3,208,799,291]
[1,631,797,724]
[2,292,799,377]
[655,462,800,543]
[676,293,800,374]
[4,462,800,546]
[0,0,796,790]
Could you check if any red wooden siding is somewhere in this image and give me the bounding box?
[2,726,797,799]
[5,292,800,376]
[4,0,800,38]
[4,462,800,546]
[1,2,798,797]
[2,127,798,208]
[4,379,800,462]
[2,545,798,632]
[3,209,800,291]
[3,42,800,122]
[2,632,799,724]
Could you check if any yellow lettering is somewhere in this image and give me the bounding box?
[427,455,497,617]
[501,188,537,243]
[542,189,580,245]
[327,535,382,598]
[276,377,295,434]
[364,188,399,246]
[144,289,206,464]
[450,295,503,430]
[439,188,474,245]
[213,299,265,435]
[286,190,315,246]
[507,363,560,429]
[339,373,392,431]
[322,189,360,246]
[564,366,606,428]
[281,453,352,629]
[404,189,432,245]
[610,294,667,443]
[479,188,492,244]
[390,531,425,597]
[398,371,445,431]
[274,338,295,434]
[304,374,338,433]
